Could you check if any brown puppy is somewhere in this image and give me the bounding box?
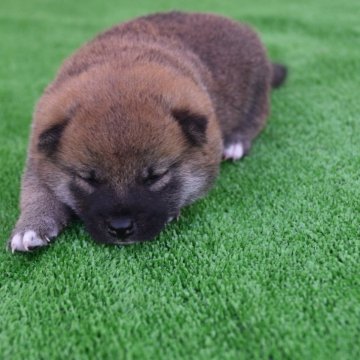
[9,11,287,252]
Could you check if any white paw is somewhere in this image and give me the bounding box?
[10,230,50,253]
[223,142,245,160]
[166,211,181,224]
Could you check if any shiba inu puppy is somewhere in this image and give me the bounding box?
[9,11,287,252]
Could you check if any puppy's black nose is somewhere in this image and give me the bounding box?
[107,217,134,239]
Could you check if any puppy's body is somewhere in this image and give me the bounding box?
[56,12,274,147]
[10,12,287,251]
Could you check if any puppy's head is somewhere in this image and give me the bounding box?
[33,64,222,244]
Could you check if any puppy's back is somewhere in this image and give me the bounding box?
[144,12,272,139]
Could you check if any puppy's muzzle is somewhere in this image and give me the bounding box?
[107,216,135,242]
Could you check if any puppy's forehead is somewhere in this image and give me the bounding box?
[61,102,186,170]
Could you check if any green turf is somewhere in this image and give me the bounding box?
[1,0,359,358]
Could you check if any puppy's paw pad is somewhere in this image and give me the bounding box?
[223,142,245,161]
[10,230,49,253]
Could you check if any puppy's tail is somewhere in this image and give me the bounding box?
[271,63,288,89]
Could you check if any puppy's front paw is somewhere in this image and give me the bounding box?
[223,142,245,161]
[9,230,50,253]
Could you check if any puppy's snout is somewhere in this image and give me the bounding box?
[107,216,134,240]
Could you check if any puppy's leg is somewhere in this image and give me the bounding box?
[9,163,71,252]
[222,89,269,161]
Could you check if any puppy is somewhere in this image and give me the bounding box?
[9,11,287,252]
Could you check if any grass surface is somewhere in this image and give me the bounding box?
[1,0,360,359]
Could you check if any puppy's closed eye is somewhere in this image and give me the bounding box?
[76,170,101,186]
[143,168,170,189]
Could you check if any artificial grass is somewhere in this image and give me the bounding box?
[0,0,359,358]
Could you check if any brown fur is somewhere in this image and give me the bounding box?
[9,11,287,251]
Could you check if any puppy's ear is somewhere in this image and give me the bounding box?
[37,102,78,156]
[38,119,70,156]
[172,109,208,146]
